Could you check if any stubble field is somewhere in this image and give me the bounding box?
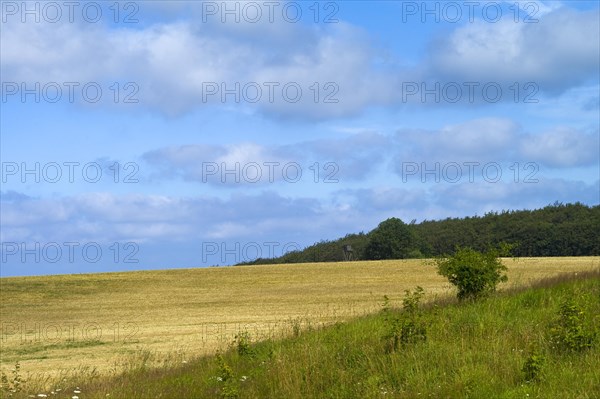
[1,257,598,381]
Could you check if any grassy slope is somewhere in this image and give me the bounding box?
[9,270,599,399]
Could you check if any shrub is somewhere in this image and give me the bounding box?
[549,298,595,352]
[435,246,508,301]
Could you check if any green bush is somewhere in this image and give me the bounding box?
[549,298,595,352]
[435,246,508,301]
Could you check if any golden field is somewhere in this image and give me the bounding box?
[1,257,598,379]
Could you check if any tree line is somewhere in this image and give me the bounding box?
[237,202,600,265]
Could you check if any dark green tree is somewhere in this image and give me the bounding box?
[365,218,416,260]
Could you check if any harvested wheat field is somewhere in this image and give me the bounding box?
[1,257,598,379]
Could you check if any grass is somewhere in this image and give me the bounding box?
[0,257,598,396]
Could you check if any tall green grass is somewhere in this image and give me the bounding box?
[4,270,599,398]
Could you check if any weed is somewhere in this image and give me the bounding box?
[381,295,391,314]
[522,348,545,382]
[215,353,239,398]
[402,286,425,314]
[384,287,427,352]
[289,317,302,338]
[232,330,254,357]
[0,362,26,396]
[215,354,233,382]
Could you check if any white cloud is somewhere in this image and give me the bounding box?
[1,17,399,119]
[0,191,329,243]
[431,178,600,213]
[2,3,596,118]
[519,127,600,167]
[506,1,564,17]
[142,132,392,184]
[393,118,599,169]
[394,117,520,164]
[428,8,599,93]
[334,177,599,223]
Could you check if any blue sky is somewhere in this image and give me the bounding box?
[1,0,599,276]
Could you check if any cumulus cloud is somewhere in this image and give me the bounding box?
[393,118,599,172]
[338,187,427,213]
[142,131,391,185]
[507,1,564,17]
[0,190,35,202]
[427,8,599,93]
[141,118,597,190]
[0,190,333,244]
[332,177,599,223]
[519,127,600,167]
[431,178,600,213]
[394,118,520,163]
[1,14,400,119]
[3,2,596,118]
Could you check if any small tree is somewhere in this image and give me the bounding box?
[435,246,508,301]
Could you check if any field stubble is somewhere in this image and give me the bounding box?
[1,257,598,381]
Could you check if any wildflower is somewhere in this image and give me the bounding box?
[72,396,79,399]
[37,395,48,398]
[74,391,81,394]
[240,375,248,382]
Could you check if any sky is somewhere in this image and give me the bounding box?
[1,0,599,277]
